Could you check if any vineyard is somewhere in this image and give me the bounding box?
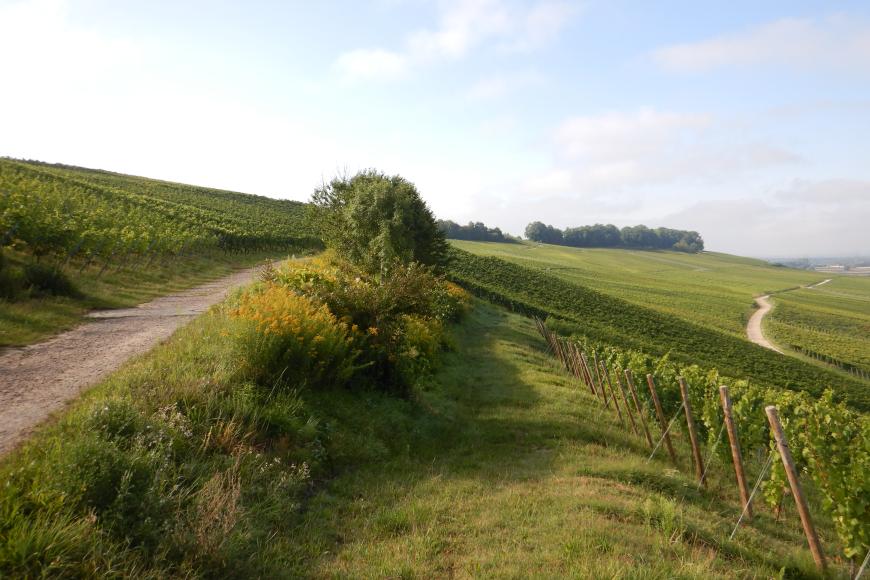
[0,158,319,264]
[536,318,869,570]
[767,280,870,376]
[450,240,825,337]
[447,248,870,411]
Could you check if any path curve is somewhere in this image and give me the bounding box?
[745,278,832,354]
[747,295,784,354]
[0,266,264,455]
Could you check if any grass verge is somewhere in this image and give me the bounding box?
[0,249,290,346]
[0,297,844,577]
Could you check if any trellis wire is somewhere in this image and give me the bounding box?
[697,421,727,490]
[647,402,685,462]
[730,450,775,540]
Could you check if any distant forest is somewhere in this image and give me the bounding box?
[438,220,516,243]
[525,222,704,252]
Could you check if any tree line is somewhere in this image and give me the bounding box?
[437,220,516,243]
[525,222,704,252]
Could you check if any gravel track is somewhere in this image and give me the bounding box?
[0,266,262,456]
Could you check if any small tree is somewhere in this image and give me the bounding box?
[310,170,448,274]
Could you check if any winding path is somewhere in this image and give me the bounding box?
[746,295,784,353]
[0,266,263,456]
[745,279,831,353]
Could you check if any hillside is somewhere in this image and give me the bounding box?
[448,248,869,411]
[0,159,318,346]
[450,240,827,337]
[0,299,839,577]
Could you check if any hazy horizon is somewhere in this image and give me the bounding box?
[1,0,869,258]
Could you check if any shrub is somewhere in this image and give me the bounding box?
[0,264,24,300]
[229,285,357,390]
[309,170,449,274]
[268,256,467,393]
[23,262,77,297]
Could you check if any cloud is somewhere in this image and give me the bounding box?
[662,192,870,256]
[465,70,544,100]
[333,48,408,81]
[653,14,870,73]
[527,108,800,194]
[334,0,579,82]
[777,179,870,204]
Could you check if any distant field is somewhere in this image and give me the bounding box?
[768,276,870,374]
[450,241,824,337]
[448,248,869,410]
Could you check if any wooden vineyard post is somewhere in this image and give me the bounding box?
[625,370,654,448]
[765,406,827,572]
[600,361,626,426]
[581,353,603,402]
[574,346,596,396]
[678,377,706,487]
[719,386,752,520]
[592,352,610,407]
[614,371,640,436]
[646,375,678,465]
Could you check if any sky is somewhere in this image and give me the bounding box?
[1,0,869,258]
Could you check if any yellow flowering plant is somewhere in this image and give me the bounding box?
[229,285,358,390]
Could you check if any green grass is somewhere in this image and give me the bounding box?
[0,248,284,346]
[0,299,844,577]
[447,249,869,411]
[450,240,829,337]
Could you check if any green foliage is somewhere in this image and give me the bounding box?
[438,219,515,243]
[22,263,77,297]
[229,284,358,390]
[309,170,448,274]
[546,320,870,563]
[448,248,868,410]
[267,255,470,393]
[525,221,704,252]
[0,158,320,268]
[450,239,828,338]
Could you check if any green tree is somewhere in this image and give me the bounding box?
[310,170,448,273]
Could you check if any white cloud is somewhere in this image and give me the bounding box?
[528,108,800,194]
[466,70,544,100]
[333,48,408,81]
[334,0,579,82]
[663,190,870,256]
[778,179,870,204]
[653,14,870,73]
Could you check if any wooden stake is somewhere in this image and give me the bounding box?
[574,346,597,396]
[580,352,603,402]
[614,370,640,436]
[646,375,679,465]
[625,370,654,448]
[592,352,610,407]
[765,405,826,572]
[719,386,752,520]
[678,377,706,487]
[600,361,626,426]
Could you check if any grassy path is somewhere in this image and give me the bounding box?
[283,302,829,577]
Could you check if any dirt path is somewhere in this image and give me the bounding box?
[0,266,263,456]
[747,295,783,353]
[745,278,832,354]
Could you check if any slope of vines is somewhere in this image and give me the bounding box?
[0,159,320,263]
[448,249,869,411]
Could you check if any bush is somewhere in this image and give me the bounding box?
[309,170,449,274]
[23,262,77,297]
[0,265,24,300]
[229,285,357,390]
[268,256,469,393]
